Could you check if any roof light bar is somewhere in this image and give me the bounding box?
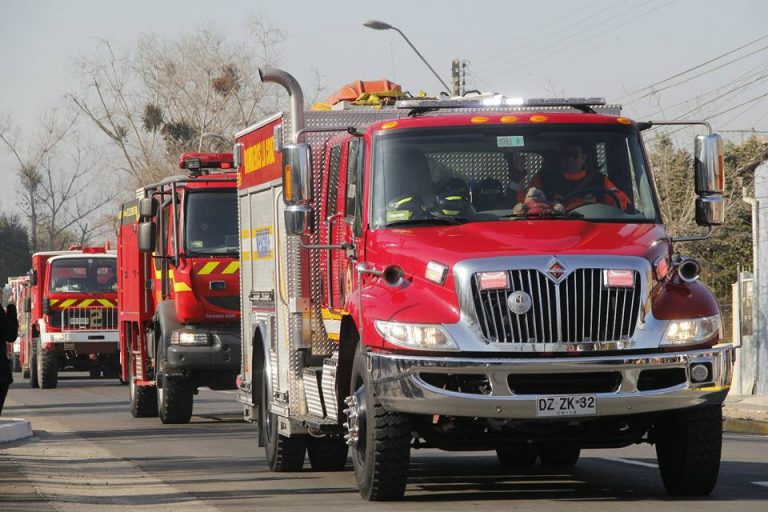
[395,96,607,110]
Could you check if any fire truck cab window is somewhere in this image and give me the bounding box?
[372,125,659,228]
[184,190,238,255]
[48,258,117,293]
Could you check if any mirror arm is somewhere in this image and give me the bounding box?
[671,226,713,243]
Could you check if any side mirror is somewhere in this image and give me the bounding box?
[284,205,311,236]
[696,195,725,226]
[138,221,156,252]
[23,297,31,313]
[694,134,725,195]
[42,298,51,315]
[28,269,37,286]
[139,197,157,219]
[281,143,313,205]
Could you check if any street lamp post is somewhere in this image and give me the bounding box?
[362,19,451,95]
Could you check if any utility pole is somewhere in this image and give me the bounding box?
[451,59,468,97]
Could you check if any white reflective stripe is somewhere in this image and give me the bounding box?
[599,456,658,468]
[322,318,341,335]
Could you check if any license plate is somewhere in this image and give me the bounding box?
[63,342,75,350]
[70,317,89,326]
[536,394,596,417]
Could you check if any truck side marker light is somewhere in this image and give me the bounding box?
[616,117,632,125]
[603,269,634,288]
[425,261,449,285]
[530,115,548,123]
[381,121,398,130]
[500,115,519,124]
[470,116,489,124]
[479,271,509,291]
[654,255,670,280]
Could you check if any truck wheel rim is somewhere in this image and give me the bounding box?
[344,386,367,457]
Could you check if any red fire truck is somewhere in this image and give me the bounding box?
[6,275,30,372]
[236,68,733,500]
[117,152,241,424]
[19,246,119,389]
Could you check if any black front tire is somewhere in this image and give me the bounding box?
[129,348,158,418]
[307,437,348,471]
[655,405,723,496]
[29,342,39,388]
[349,343,411,501]
[38,344,58,389]
[158,375,194,424]
[261,369,306,471]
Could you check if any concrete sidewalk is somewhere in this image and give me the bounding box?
[723,393,768,435]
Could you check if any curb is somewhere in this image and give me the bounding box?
[0,418,33,443]
[724,417,768,436]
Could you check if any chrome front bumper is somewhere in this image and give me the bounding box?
[42,330,119,344]
[369,344,733,419]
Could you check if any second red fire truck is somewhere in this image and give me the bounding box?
[235,68,733,500]
[117,152,241,424]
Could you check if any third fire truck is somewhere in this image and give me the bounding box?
[117,153,241,424]
[236,68,734,500]
[20,246,119,388]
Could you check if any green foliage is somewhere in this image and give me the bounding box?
[0,213,32,284]
[649,134,767,307]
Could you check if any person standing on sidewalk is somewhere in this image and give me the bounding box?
[0,302,18,416]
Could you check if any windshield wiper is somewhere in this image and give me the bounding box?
[386,217,469,227]
[502,210,584,220]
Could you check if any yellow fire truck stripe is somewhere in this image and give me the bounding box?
[78,299,95,307]
[60,299,77,309]
[50,299,59,306]
[221,261,240,275]
[321,309,343,321]
[97,299,114,307]
[198,262,219,275]
[174,281,192,292]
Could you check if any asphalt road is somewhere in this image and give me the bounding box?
[1,372,767,512]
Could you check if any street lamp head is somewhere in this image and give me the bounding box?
[363,19,393,31]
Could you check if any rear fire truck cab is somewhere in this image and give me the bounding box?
[236,68,733,500]
[118,152,241,424]
[21,246,119,389]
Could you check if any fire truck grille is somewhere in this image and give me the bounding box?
[472,269,641,344]
[50,307,118,331]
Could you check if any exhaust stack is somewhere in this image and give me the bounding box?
[258,68,305,144]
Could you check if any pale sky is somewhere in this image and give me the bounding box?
[1,0,766,218]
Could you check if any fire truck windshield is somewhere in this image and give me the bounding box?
[371,124,660,228]
[184,190,239,256]
[48,258,117,294]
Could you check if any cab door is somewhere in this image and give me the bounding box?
[325,138,363,313]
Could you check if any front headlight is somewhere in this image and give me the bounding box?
[170,331,211,346]
[662,315,722,345]
[374,320,458,351]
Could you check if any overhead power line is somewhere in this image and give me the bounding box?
[615,33,768,102]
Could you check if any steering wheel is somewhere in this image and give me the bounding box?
[561,187,623,209]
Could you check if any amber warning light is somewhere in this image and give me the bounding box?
[603,269,634,288]
[479,271,509,291]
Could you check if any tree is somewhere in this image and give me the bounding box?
[70,18,286,189]
[0,213,32,284]
[0,111,115,251]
